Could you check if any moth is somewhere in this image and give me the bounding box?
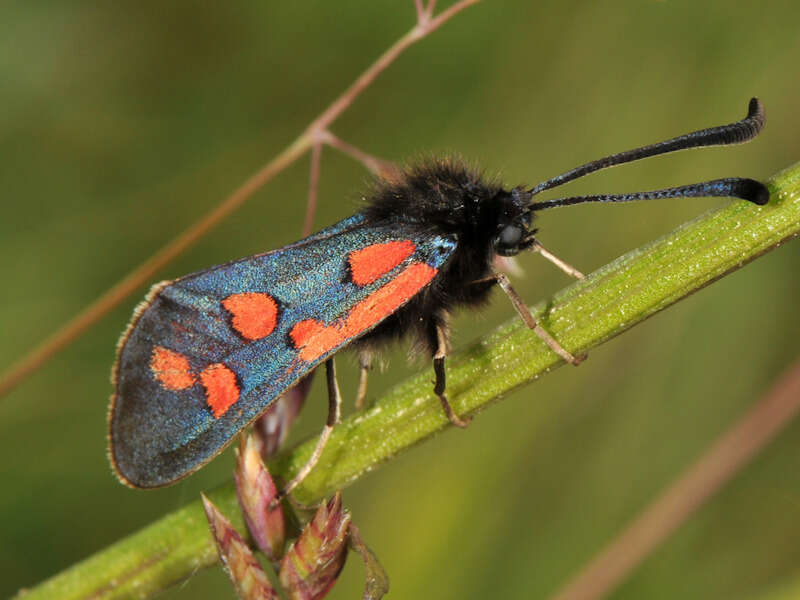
[109,99,767,496]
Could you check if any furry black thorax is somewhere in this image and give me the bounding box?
[356,159,534,354]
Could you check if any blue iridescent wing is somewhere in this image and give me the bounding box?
[109,213,456,487]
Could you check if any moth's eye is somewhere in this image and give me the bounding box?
[497,224,524,250]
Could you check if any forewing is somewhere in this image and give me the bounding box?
[109,216,456,487]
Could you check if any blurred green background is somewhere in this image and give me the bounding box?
[2,1,800,598]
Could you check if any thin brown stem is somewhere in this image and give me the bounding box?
[550,357,800,600]
[304,141,323,237]
[321,130,398,178]
[414,0,426,22]
[424,0,474,33]
[306,0,478,135]
[0,0,480,400]
[425,0,438,21]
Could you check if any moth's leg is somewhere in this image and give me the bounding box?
[354,351,372,410]
[278,357,342,499]
[429,318,471,428]
[493,272,585,366]
[529,239,585,279]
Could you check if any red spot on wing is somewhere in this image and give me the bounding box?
[290,262,437,363]
[222,293,279,341]
[150,346,195,390]
[348,240,416,286]
[289,318,325,349]
[201,363,240,418]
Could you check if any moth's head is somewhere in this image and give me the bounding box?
[489,187,535,257]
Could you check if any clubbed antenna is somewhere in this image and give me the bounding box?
[529,98,769,210]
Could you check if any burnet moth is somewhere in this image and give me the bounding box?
[109,99,768,494]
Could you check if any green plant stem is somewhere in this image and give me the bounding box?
[17,162,800,599]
